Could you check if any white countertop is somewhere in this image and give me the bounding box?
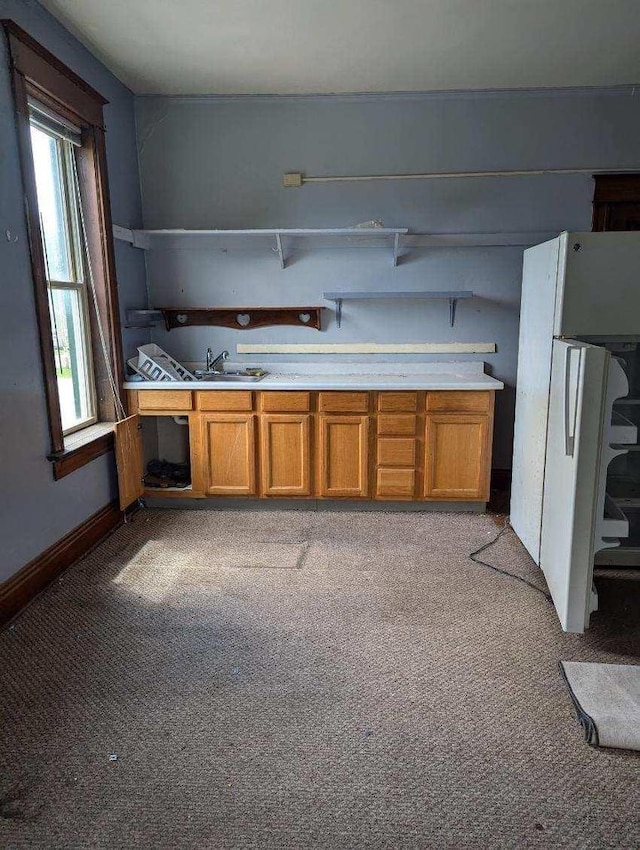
[124,361,504,391]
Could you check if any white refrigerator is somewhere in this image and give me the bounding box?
[511,231,640,633]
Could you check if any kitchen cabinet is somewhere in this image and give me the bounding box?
[260,391,310,413]
[318,415,369,498]
[260,414,311,496]
[424,391,493,500]
[201,413,256,495]
[424,413,491,500]
[121,388,495,506]
[374,393,419,500]
[196,390,253,411]
[114,414,144,510]
[136,390,193,411]
[375,468,416,499]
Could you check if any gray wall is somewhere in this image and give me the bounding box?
[136,89,640,468]
[0,0,147,582]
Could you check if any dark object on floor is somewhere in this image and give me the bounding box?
[145,458,190,489]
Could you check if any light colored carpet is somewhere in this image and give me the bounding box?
[560,661,640,750]
[1,509,639,850]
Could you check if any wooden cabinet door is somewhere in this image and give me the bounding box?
[202,414,256,495]
[318,415,369,498]
[424,414,490,500]
[260,414,311,496]
[114,414,144,510]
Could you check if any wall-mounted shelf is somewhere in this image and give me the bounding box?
[113,226,409,268]
[124,309,164,328]
[125,307,323,331]
[323,290,474,328]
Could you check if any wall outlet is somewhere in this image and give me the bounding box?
[283,172,303,188]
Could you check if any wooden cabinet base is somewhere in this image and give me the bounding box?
[125,389,496,505]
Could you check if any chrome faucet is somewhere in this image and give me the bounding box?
[206,348,229,373]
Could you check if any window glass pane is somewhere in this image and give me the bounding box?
[30,125,73,282]
[50,288,94,432]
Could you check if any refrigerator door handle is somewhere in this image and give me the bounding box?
[563,345,580,457]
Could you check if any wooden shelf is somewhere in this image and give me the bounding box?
[323,290,474,328]
[126,307,323,331]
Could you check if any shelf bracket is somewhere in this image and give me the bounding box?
[274,233,285,270]
[449,298,458,327]
[393,233,401,267]
[112,225,150,249]
[335,299,343,329]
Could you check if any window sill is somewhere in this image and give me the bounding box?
[48,422,115,480]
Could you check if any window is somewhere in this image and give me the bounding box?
[3,20,125,478]
[30,107,97,434]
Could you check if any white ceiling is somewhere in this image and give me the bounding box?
[39,0,640,95]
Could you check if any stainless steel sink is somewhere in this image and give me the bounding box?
[194,370,268,382]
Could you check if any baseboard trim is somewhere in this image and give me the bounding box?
[0,500,122,627]
[143,496,486,513]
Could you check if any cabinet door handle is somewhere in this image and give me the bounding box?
[563,345,581,457]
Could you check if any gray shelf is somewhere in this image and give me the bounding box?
[113,226,408,268]
[323,290,474,328]
[124,309,164,328]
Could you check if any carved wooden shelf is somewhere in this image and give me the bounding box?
[158,307,323,331]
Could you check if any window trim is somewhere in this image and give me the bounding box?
[30,118,99,435]
[2,20,124,473]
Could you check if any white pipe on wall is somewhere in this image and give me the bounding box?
[284,167,640,186]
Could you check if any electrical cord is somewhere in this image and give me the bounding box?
[469,517,553,603]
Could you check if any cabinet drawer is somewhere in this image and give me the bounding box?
[377,414,417,437]
[377,437,416,467]
[377,392,418,413]
[260,391,310,412]
[137,390,193,411]
[426,391,491,413]
[196,391,253,411]
[318,392,369,414]
[376,468,415,498]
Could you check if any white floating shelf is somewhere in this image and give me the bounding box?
[323,290,474,328]
[126,228,408,236]
[112,226,558,267]
[112,226,408,268]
